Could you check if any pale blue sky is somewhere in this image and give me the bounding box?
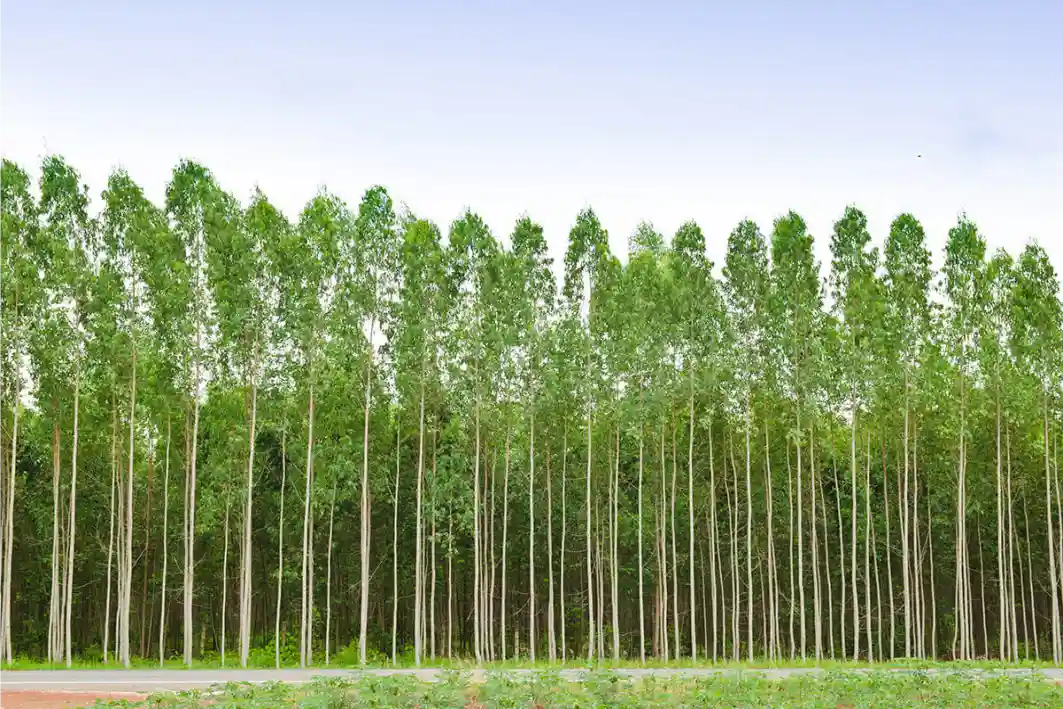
[3,0,1061,272]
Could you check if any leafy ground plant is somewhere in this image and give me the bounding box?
[90,670,1063,708]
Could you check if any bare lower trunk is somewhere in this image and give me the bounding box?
[64,380,80,667]
[300,386,315,668]
[122,354,136,668]
[638,421,646,663]
[547,445,556,662]
[501,430,510,660]
[104,405,117,664]
[275,430,286,668]
[184,394,200,667]
[325,480,336,665]
[391,422,400,665]
[850,405,860,660]
[745,396,753,660]
[585,410,594,661]
[221,498,230,666]
[688,392,697,661]
[239,382,257,668]
[414,387,425,666]
[49,422,61,664]
[560,425,567,661]
[529,413,536,662]
[158,420,170,666]
[358,335,374,666]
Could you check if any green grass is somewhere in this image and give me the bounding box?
[87,670,1063,708]
[5,653,1058,671]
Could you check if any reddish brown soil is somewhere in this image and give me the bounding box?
[0,690,146,708]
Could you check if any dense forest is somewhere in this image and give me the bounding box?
[1,156,1061,669]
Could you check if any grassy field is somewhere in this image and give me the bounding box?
[82,670,1063,708]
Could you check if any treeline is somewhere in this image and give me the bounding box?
[1,156,1061,668]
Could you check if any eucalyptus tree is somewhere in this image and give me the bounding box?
[510,216,555,660]
[101,167,171,666]
[980,249,1016,660]
[165,161,220,665]
[446,210,503,661]
[563,208,610,660]
[723,219,772,659]
[1011,243,1063,664]
[285,192,342,666]
[206,185,275,666]
[349,186,399,664]
[770,212,824,658]
[941,216,986,660]
[627,222,669,661]
[0,159,41,664]
[670,220,722,662]
[883,214,932,658]
[33,156,94,664]
[391,217,445,665]
[829,206,881,660]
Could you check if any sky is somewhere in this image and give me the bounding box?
[3,0,1061,276]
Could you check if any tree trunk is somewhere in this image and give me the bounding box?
[671,419,680,658]
[122,348,136,668]
[864,433,873,661]
[431,428,438,661]
[611,428,620,661]
[50,421,61,664]
[473,397,482,663]
[529,412,536,662]
[64,376,79,668]
[358,327,374,666]
[796,403,805,660]
[709,420,718,662]
[547,444,556,662]
[850,401,860,660]
[745,395,754,660]
[391,420,400,665]
[325,479,336,665]
[275,429,286,668]
[300,386,315,668]
[1046,391,1061,664]
[221,497,231,666]
[638,419,646,663]
[158,420,171,665]
[832,440,847,660]
[240,381,257,668]
[139,440,154,659]
[560,425,567,661]
[882,439,894,659]
[104,405,117,664]
[414,386,425,666]
[501,429,510,660]
[688,388,697,661]
[184,390,201,667]
[585,408,594,661]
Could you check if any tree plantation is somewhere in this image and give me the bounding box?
[2,156,1062,669]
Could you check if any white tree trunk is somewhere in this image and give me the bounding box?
[529,412,536,661]
[414,387,426,666]
[104,406,116,664]
[275,430,286,668]
[325,480,336,665]
[158,420,170,666]
[65,377,80,667]
[240,381,257,668]
[221,497,230,666]
[501,430,510,660]
[184,393,201,667]
[300,386,315,668]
